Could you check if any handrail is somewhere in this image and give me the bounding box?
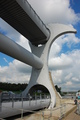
[0,102,67,120]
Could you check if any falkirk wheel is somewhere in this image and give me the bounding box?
[0,0,76,108]
[22,24,76,107]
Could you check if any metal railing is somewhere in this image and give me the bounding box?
[77,101,80,115]
[0,93,50,102]
[0,93,67,120]
[0,93,50,110]
[0,102,67,120]
[36,104,66,120]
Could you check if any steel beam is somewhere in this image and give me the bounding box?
[0,33,43,69]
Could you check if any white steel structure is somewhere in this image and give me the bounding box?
[0,0,76,109]
[22,24,76,107]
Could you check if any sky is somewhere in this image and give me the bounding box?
[0,0,80,92]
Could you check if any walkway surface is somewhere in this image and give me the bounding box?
[16,106,80,120]
[16,100,77,120]
[63,107,80,120]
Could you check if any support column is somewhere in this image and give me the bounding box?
[22,23,76,108]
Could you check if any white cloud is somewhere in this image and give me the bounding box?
[50,49,80,91]
[16,35,31,52]
[28,0,80,25]
[0,18,31,52]
[0,18,20,42]
[65,73,73,80]
[0,60,31,84]
[49,42,61,58]
[49,33,80,60]
[57,34,80,48]
[3,58,9,64]
[72,77,79,82]
[49,53,72,70]
[51,70,62,84]
[66,81,72,86]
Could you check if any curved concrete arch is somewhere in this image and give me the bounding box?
[28,84,50,96]
[22,23,76,108]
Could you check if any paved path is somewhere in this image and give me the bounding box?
[63,107,80,120]
[16,104,76,120]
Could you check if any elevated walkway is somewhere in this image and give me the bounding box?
[0,0,50,45]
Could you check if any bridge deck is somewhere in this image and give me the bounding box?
[0,0,50,45]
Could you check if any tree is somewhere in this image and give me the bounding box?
[55,85,61,95]
[0,82,28,92]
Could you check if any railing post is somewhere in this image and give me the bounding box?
[59,103,66,119]
[49,108,52,120]
[35,94,36,100]
[28,94,31,106]
[40,94,42,99]
[0,93,2,112]
[60,104,63,119]
[44,94,45,99]
[39,110,42,120]
[21,109,23,119]
[42,111,44,120]
[22,95,23,108]
[77,101,80,115]
[78,102,80,114]
[12,94,14,108]
[35,94,37,105]
[64,104,66,117]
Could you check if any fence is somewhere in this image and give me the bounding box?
[76,101,80,115]
[0,102,67,120]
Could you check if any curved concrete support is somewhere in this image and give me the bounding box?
[0,33,43,69]
[23,23,76,108]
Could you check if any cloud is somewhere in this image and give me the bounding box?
[49,33,80,60]
[3,58,8,64]
[0,60,31,84]
[49,53,72,70]
[0,18,20,42]
[48,42,61,58]
[16,35,31,52]
[28,0,80,25]
[66,81,72,86]
[51,70,62,84]
[0,19,31,84]
[65,73,73,80]
[50,49,80,91]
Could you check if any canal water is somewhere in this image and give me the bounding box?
[62,95,76,99]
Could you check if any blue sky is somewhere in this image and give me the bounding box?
[0,0,80,91]
[70,0,80,38]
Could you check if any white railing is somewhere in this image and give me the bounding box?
[77,102,80,115]
[0,103,67,120]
